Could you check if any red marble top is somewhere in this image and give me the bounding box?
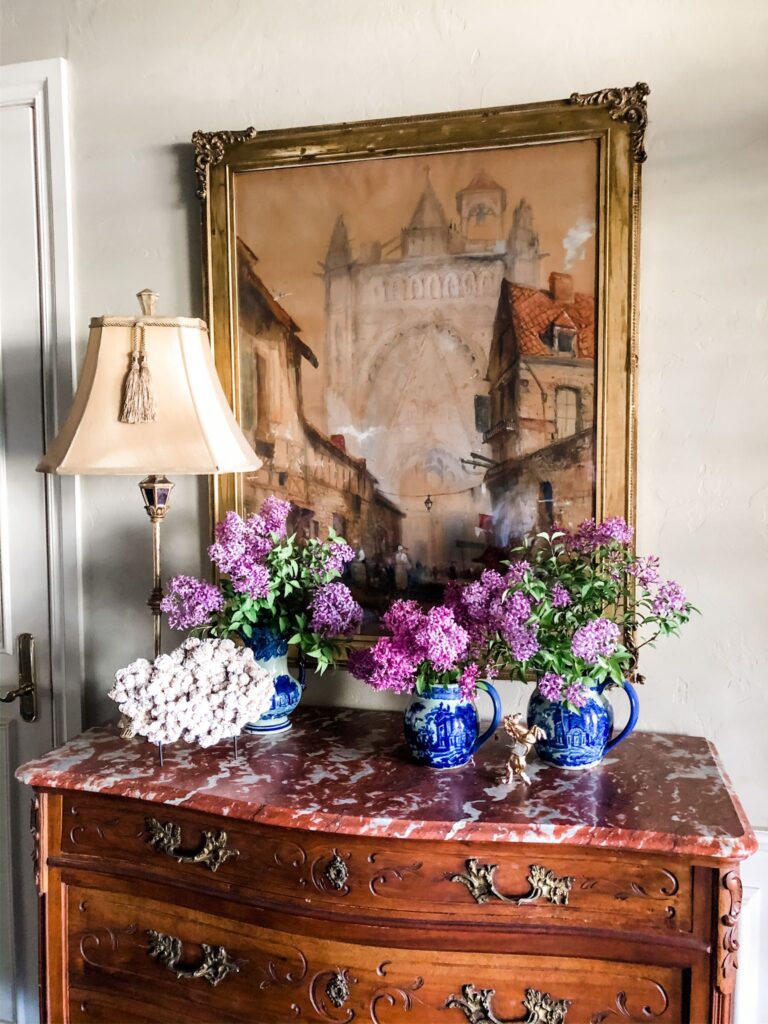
[17,707,756,860]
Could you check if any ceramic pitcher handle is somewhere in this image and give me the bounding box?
[603,680,640,753]
[472,679,503,753]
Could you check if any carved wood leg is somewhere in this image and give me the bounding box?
[712,867,742,1024]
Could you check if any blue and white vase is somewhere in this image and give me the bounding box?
[403,681,502,769]
[527,679,640,770]
[241,627,305,734]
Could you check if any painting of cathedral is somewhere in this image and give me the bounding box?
[233,141,598,622]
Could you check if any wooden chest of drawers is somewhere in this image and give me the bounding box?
[19,709,756,1024]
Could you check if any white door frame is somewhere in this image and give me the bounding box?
[0,57,83,744]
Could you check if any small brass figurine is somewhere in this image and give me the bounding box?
[501,713,546,785]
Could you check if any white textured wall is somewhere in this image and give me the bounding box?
[2,0,767,825]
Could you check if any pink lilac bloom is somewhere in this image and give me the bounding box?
[356,637,419,694]
[652,580,687,616]
[414,606,469,672]
[538,672,565,701]
[382,600,426,644]
[551,582,572,608]
[565,681,589,708]
[161,575,223,630]
[309,582,363,636]
[458,663,480,701]
[260,496,291,537]
[628,555,661,588]
[571,618,620,663]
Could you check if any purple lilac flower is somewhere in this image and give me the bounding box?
[309,582,363,636]
[346,647,377,683]
[551,582,572,608]
[538,672,565,701]
[230,562,271,600]
[161,575,223,630]
[565,681,589,708]
[504,624,540,663]
[208,511,273,577]
[504,560,531,585]
[414,606,469,672]
[208,511,248,574]
[571,618,620,664]
[324,541,356,577]
[628,555,661,588]
[652,580,687,616]
[458,663,480,701]
[570,516,634,552]
[260,495,291,536]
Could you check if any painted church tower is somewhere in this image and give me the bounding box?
[455,170,507,250]
[505,198,542,286]
[322,215,355,405]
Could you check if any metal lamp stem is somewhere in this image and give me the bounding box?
[139,475,176,661]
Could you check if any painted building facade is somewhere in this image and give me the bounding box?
[483,272,596,542]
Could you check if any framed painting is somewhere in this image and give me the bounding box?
[194,84,647,636]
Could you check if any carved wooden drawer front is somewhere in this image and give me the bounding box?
[58,793,694,935]
[66,878,686,1024]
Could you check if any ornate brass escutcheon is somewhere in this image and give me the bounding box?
[324,850,350,890]
[146,929,240,986]
[0,634,38,722]
[145,817,239,872]
[326,969,351,1008]
[447,984,571,1023]
[450,859,574,907]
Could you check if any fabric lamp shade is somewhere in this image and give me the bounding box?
[38,310,261,476]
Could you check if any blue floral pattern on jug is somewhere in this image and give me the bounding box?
[527,679,640,769]
[241,628,305,734]
[403,681,502,769]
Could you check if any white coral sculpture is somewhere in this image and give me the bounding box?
[109,637,275,747]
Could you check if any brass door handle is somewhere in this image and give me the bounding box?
[145,817,239,872]
[146,929,240,986]
[450,859,574,906]
[447,984,571,1023]
[0,634,37,722]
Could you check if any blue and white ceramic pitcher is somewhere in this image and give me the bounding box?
[527,680,640,769]
[241,628,305,734]
[403,681,502,769]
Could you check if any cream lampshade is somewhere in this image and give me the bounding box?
[38,290,262,656]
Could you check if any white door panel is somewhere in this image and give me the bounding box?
[0,59,81,1024]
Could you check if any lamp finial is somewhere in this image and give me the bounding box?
[137,289,158,317]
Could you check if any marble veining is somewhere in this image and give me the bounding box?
[16,707,756,858]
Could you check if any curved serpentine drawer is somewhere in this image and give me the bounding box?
[56,792,694,934]
[65,873,686,1024]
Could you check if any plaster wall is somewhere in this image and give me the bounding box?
[2,0,767,824]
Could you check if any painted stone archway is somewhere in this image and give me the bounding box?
[352,322,491,574]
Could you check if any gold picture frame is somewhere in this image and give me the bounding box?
[195,84,647,641]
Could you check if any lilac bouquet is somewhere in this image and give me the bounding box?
[448,517,695,711]
[161,496,363,674]
[348,599,481,699]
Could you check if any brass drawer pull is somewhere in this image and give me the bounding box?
[450,859,574,907]
[447,984,571,1023]
[145,817,239,872]
[146,929,239,987]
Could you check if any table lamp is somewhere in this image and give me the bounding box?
[38,290,262,657]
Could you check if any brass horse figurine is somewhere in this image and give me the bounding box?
[501,713,546,785]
